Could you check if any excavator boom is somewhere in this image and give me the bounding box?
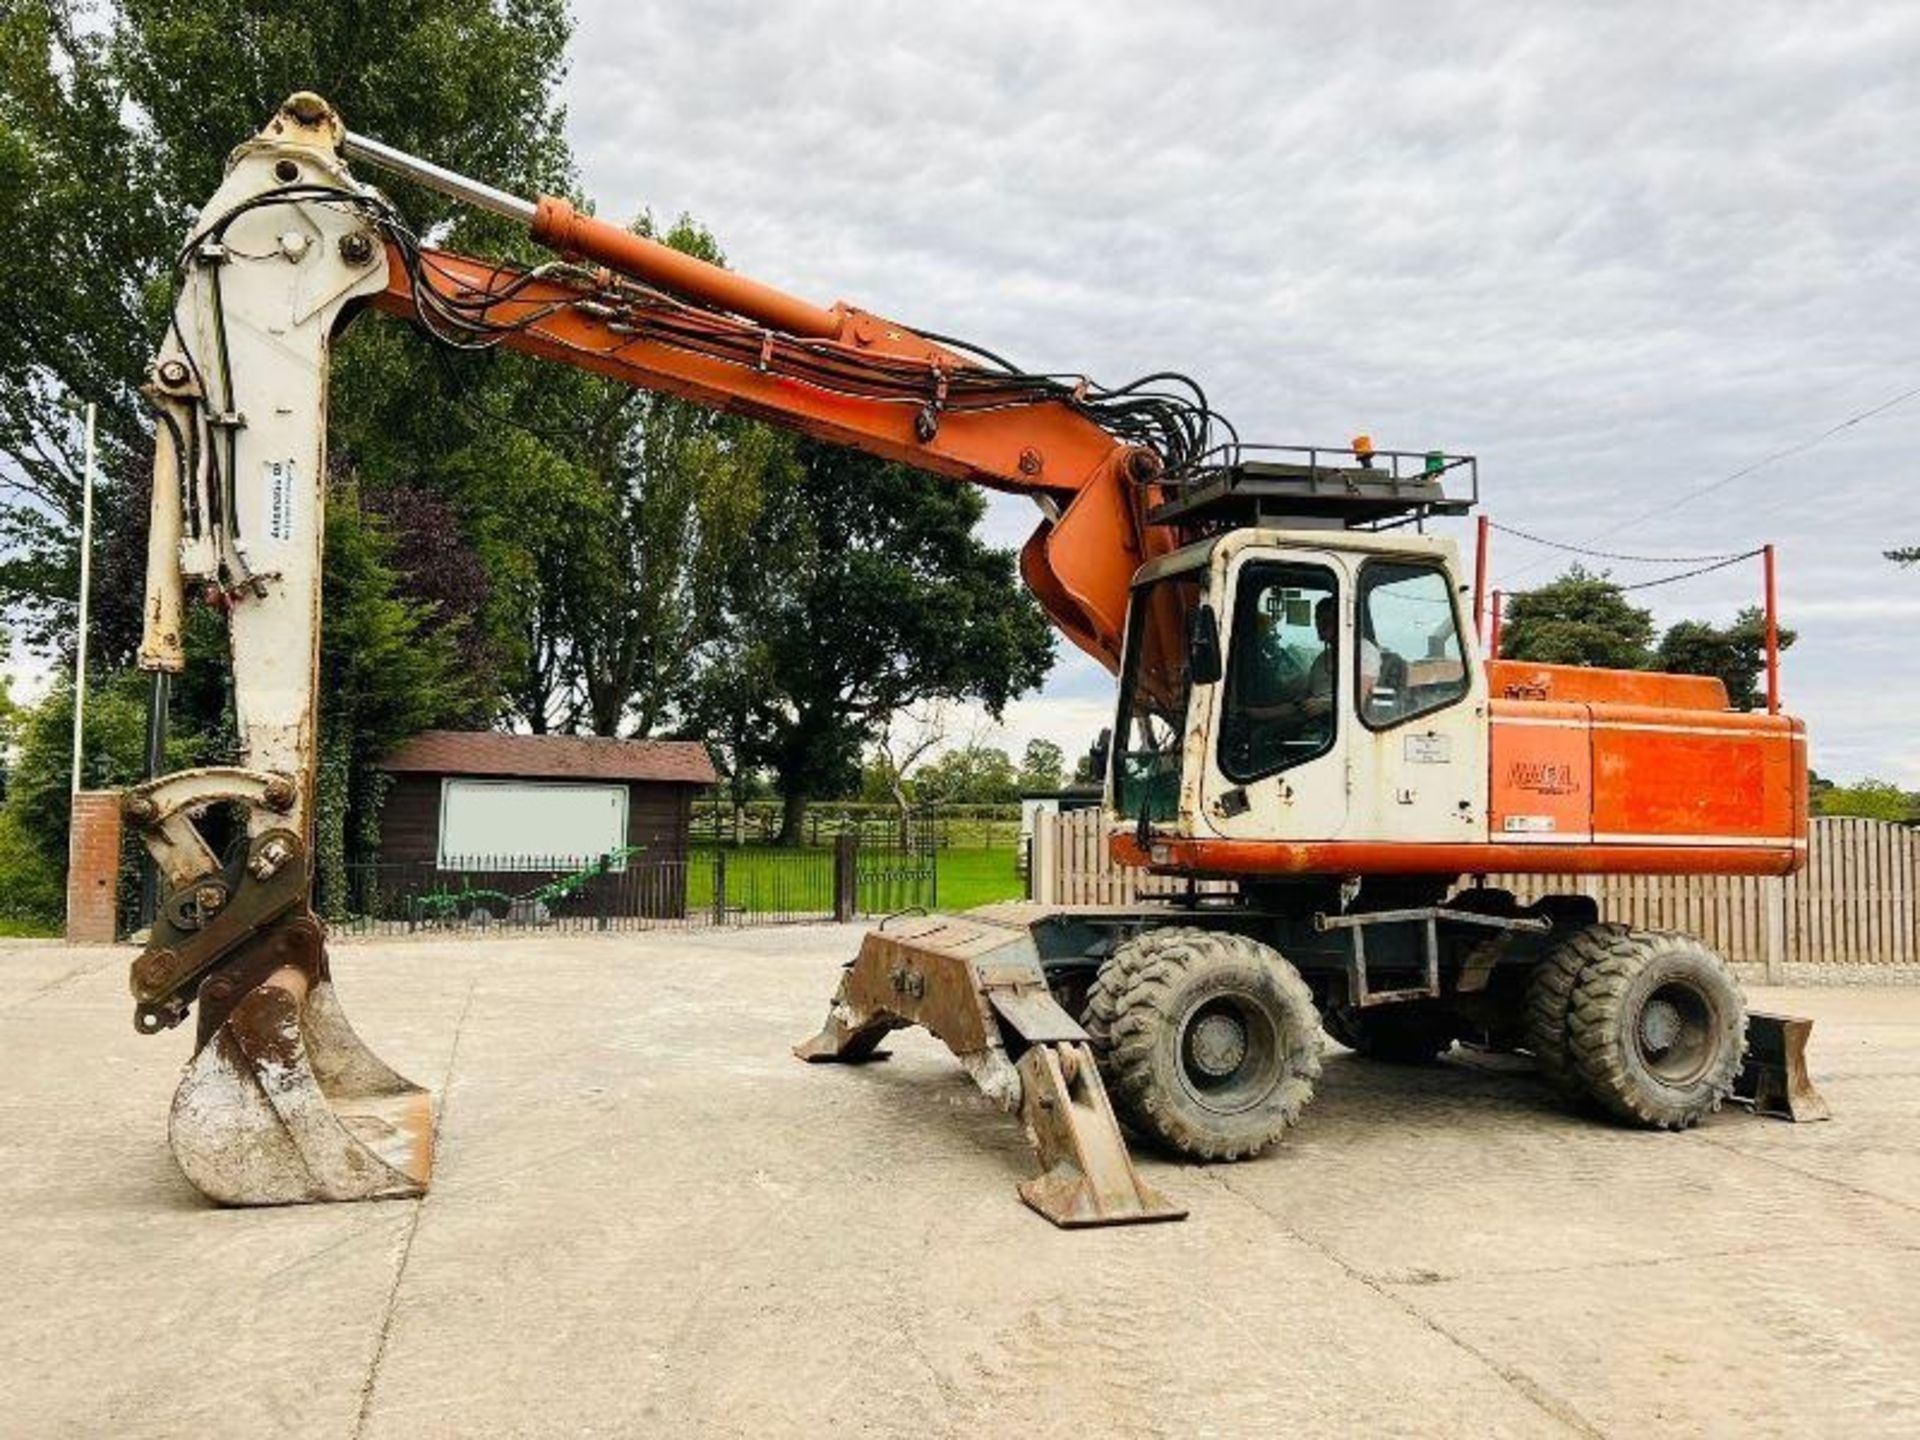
[365,242,1169,667]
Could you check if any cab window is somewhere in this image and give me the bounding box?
[1356,561,1469,729]
[1219,562,1339,782]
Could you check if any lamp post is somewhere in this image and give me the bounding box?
[69,403,96,795]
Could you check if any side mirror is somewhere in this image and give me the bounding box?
[1188,603,1223,686]
[1089,727,1112,784]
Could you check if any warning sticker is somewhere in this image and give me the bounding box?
[265,458,297,541]
[1503,815,1556,834]
[1404,732,1452,764]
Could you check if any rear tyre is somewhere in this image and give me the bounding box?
[1322,1002,1460,1063]
[1566,929,1746,1129]
[1524,922,1627,1097]
[1084,927,1321,1161]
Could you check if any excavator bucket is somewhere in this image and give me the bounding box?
[170,965,434,1205]
[131,887,435,1207]
[1732,1011,1831,1123]
[796,912,1184,1228]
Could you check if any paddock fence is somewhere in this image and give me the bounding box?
[1028,811,1920,981]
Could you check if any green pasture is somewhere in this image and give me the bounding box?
[683,843,1025,916]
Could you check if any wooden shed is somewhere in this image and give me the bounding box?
[375,730,718,872]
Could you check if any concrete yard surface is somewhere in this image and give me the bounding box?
[1,926,1916,1438]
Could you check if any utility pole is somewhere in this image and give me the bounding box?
[69,402,96,795]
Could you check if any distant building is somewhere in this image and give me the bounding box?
[375,730,718,873]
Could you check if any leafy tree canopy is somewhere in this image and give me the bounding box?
[1501,566,1657,670]
[1017,738,1065,794]
[1653,607,1796,713]
[1809,775,1917,823]
[918,745,1021,806]
[690,440,1055,842]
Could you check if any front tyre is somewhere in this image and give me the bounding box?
[1084,928,1321,1161]
[1566,929,1747,1129]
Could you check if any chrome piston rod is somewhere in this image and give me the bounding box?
[341,130,537,228]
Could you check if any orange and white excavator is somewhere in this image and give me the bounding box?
[126,94,1823,1225]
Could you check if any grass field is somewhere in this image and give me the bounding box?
[0,917,59,939]
[682,844,1024,916]
[929,846,1027,910]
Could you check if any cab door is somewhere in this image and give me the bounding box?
[1342,555,1487,843]
[1196,546,1351,842]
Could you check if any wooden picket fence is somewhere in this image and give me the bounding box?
[1028,811,1920,979]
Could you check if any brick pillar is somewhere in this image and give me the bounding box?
[66,790,123,944]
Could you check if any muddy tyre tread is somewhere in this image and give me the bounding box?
[1084,927,1321,1162]
[1566,929,1746,1130]
[1524,922,1628,1096]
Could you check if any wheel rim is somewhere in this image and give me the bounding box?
[1176,992,1283,1114]
[1634,979,1717,1084]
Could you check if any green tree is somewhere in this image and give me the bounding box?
[1,0,579,874]
[691,440,1055,844]
[0,627,19,771]
[1653,607,1796,712]
[544,220,776,738]
[1500,566,1657,669]
[0,0,573,658]
[0,3,172,661]
[6,671,197,872]
[322,210,772,743]
[1017,738,1065,794]
[1813,778,1917,823]
[312,485,482,912]
[1890,547,1918,568]
[918,745,1021,805]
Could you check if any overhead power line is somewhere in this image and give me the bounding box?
[1488,521,1742,566]
[1496,377,1920,588]
[1614,549,1764,592]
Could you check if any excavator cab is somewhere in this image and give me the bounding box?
[1111,453,1488,866]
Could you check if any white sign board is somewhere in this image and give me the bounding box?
[438,779,629,870]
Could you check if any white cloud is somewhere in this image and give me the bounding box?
[550,2,1920,786]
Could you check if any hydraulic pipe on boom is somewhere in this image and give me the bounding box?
[342,127,1173,669]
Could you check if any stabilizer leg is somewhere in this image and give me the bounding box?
[795,914,1184,1227]
[1733,1011,1831,1122]
[1015,1040,1184,1227]
[792,969,899,1064]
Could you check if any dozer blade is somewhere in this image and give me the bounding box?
[1732,1011,1831,1123]
[166,918,433,1205]
[796,913,1184,1228]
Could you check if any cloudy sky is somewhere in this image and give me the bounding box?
[559,0,1920,784]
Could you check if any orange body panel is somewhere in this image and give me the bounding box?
[1486,660,1730,710]
[1490,697,1804,858]
[1487,700,1592,839]
[372,246,1168,670]
[1123,666,1809,883]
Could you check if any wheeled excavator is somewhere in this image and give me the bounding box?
[124,94,1824,1225]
